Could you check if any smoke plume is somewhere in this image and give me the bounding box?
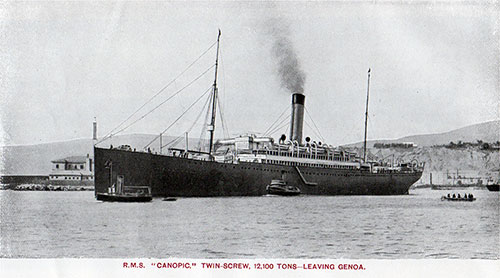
[267,18,306,94]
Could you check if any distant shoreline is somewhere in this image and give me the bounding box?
[0,175,94,191]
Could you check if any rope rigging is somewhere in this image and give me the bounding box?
[197,92,213,151]
[96,40,218,145]
[96,64,215,145]
[95,31,231,154]
[262,105,290,137]
[266,120,291,137]
[216,94,230,138]
[161,91,213,150]
[304,107,326,143]
[304,120,323,143]
[265,114,291,137]
[143,85,214,149]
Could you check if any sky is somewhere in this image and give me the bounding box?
[1,1,498,147]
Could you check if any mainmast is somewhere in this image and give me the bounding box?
[363,68,371,163]
[208,30,221,156]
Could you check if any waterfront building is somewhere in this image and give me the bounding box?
[49,154,94,182]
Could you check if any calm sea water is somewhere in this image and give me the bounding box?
[0,188,498,259]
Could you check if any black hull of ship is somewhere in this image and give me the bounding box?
[94,147,422,197]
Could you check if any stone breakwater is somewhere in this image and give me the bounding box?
[1,184,94,191]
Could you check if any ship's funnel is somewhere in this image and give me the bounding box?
[289,93,305,144]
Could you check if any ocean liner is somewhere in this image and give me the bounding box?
[94,31,424,197]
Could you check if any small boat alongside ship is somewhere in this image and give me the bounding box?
[96,190,152,202]
[96,176,152,202]
[266,179,301,196]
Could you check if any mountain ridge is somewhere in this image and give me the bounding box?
[343,120,499,148]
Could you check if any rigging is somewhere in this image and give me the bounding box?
[217,95,230,139]
[304,107,326,143]
[161,91,213,150]
[96,40,218,145]
[266,115,292,137]
[263,105,290,136]
[96,64,215,145]
[143,85,213,149]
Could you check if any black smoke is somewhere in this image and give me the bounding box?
[267,18,306,94]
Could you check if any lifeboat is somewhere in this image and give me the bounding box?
[441,195,476,202]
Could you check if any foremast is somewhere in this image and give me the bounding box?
[208,30,221,157]
[363,68,371,163]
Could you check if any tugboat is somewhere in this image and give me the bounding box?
[266,179,301,196]
[96,175,152,202]
[96,185,152,202]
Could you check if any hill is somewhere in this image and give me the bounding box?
[0,134,204,175]
[1,120,499,178]
[345,120,500,148]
